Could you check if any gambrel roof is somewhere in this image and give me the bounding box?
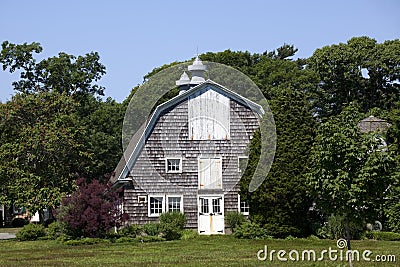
[111,79,264,186]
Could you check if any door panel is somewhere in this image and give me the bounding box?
[198,158,222,189]
[198,196,224,235]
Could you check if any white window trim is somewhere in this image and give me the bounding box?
[238,194,250,216]
[166,195,184,213]
[165,157,183,173]
[148,195,165,217]
[238,156,249,173]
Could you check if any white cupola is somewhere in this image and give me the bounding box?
[176,71,190,86]
[188,56,207,85]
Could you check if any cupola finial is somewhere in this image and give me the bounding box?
[188,55,207,85]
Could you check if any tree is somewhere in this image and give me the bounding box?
[0,41,106,96]
[0,42,124,217]
[77,96,124,181]
[240,87,316,237]
[0,92,89,222]
[58,178,127,238]
[385,101,400,232]
[308,104,396,249]
[307,37,400,118]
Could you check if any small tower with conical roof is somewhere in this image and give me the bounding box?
[188,56,207,85]
[176,56,207,94]
[175,71,191,94]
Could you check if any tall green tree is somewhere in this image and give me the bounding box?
[79,96,124,181]
[308,104,396,247]
[0,41,123,179]
[307,37,400,118]
[0,92,89,222]
[240,87,316,237]
[0,42,123,222]
[385,101,400,232]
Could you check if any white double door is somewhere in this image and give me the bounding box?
[198,195,224,235]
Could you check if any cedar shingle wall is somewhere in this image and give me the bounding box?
[123,96,259,228]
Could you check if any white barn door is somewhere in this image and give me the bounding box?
[188,87,230,140]
[198,158,222,189]
[198,195,224,234]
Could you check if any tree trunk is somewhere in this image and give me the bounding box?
[38,209,45,225]
[345,216,353,267]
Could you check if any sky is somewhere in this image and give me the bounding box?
[0,0,399,103]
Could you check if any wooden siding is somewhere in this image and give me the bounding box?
[123,87,260,228]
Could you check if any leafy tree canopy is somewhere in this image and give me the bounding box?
[307,36,400,118]
[308,104,396,226]
[0,92,89,217]
[0,41,106,96]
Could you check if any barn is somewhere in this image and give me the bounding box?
[110,57,263,234]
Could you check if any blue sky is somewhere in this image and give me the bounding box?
[1,0,399,103]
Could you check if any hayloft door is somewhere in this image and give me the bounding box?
[198,158,222,189]
[198,196,224,234]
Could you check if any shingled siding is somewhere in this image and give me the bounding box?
[123,96,260,228]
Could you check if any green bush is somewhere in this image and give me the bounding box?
[386,202,400,233]
[159,212,187,240]
[316,215,364,240]
[47,221,67,240]
[307,234,320,241]
[55,234,72,243]
[16,223,46,241]
[180,229,199,240]
[105,230,120,241]
[285,235,297,240]
[119,224,142,238]
[365,231,400,241]
[233,221,272,239]
[159,212,186,229]
[263,223,301,238]
[160,223,182,241]
[143,223,161,236]
[225,211,246,232]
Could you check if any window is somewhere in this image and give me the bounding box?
[200,198,209,214]
[138,196,147,203]
[167,196,183,212]
[238,195,250,215]
[238,156,249,173]
[148,196,164,217]
[212,198,221,214]
[148,195,183,216]
[165,157,182,173]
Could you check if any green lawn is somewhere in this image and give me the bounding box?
[0,236,398,267]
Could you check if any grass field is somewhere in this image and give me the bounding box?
[0,235,399,267]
